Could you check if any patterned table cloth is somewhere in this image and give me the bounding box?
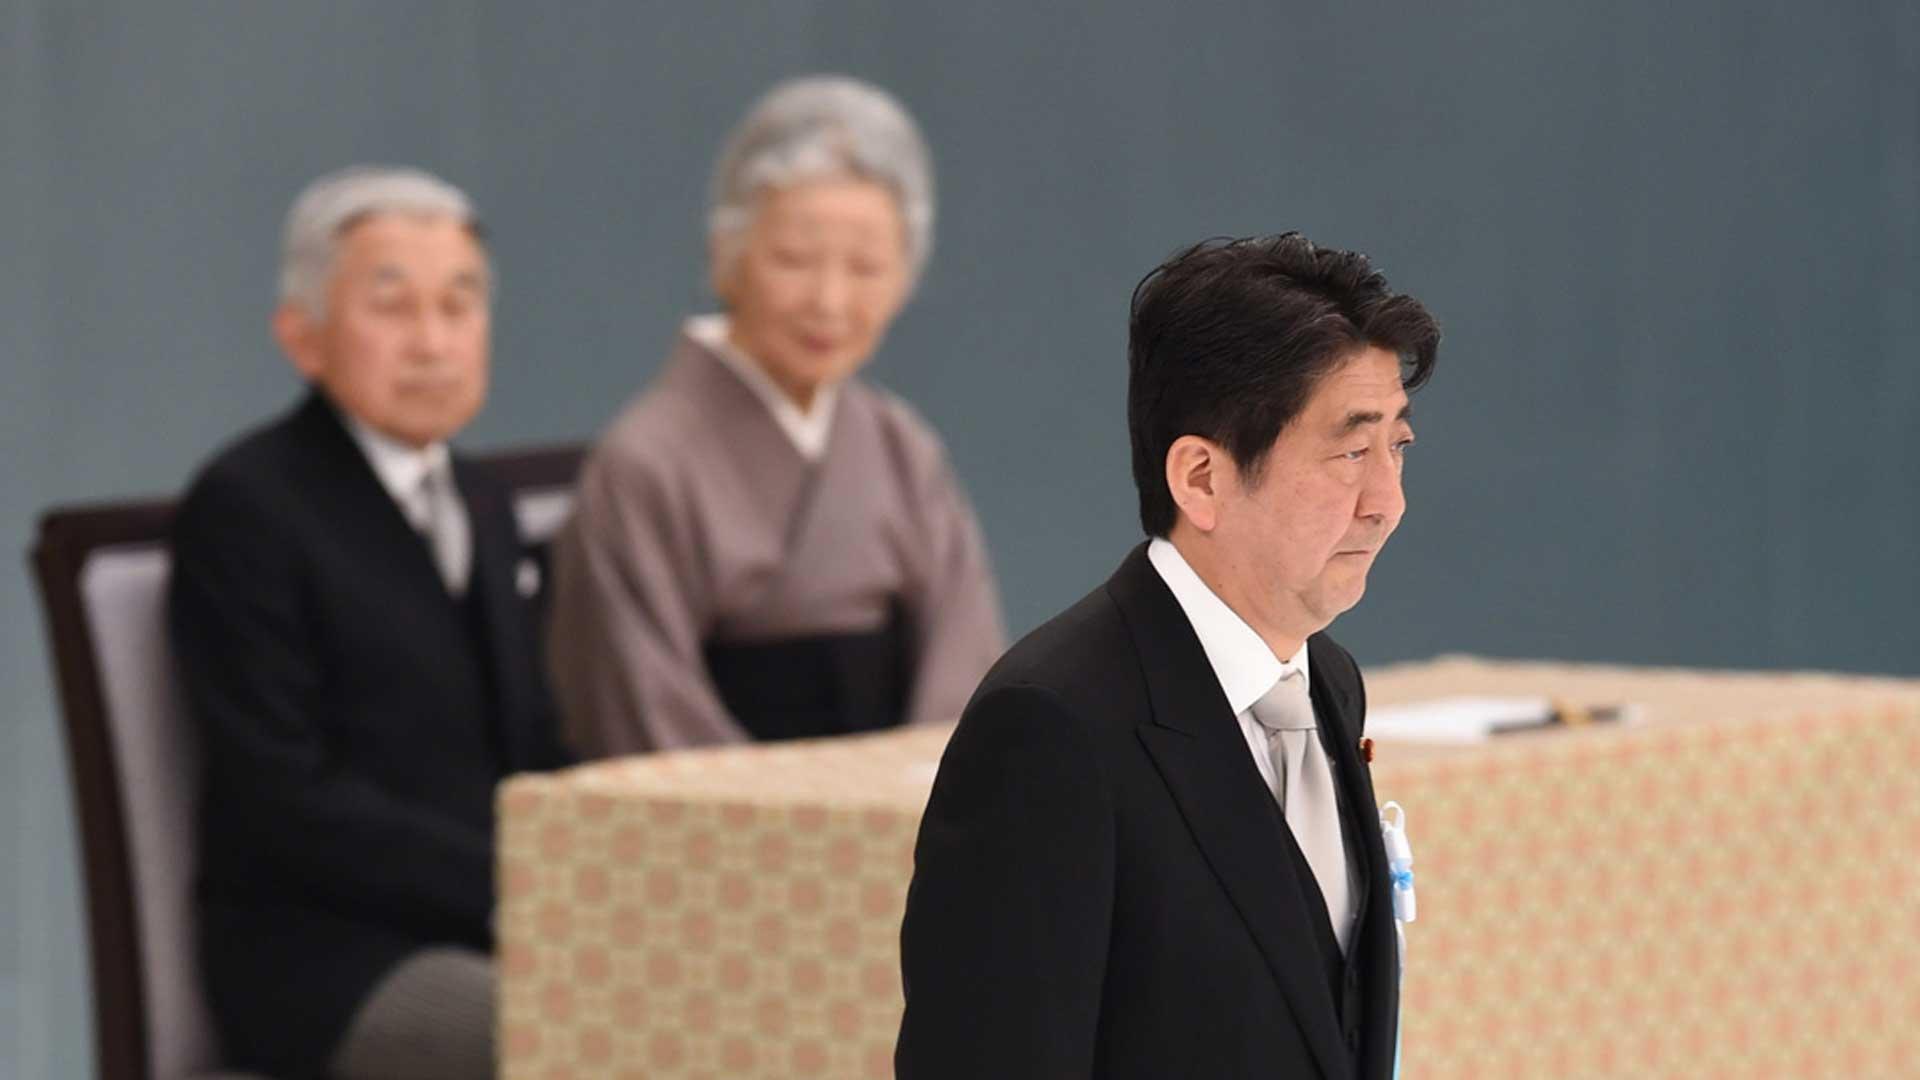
[497,658,1920,1078]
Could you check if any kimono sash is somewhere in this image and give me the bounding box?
[702,599,914,742]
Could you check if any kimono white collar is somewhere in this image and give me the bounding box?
[685,314,839,462]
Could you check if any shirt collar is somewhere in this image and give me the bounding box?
[341,411,450,515]
[685,313,839,462]
[1146,536,1310,716]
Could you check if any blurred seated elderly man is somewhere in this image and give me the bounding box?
[167,165,571,1079]
[549,75,1006,756]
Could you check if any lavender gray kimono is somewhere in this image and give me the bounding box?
[548,331,1007,757]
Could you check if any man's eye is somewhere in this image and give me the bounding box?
[1340,448,1368,462]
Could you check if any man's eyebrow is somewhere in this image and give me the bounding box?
[1333,402,1414,436]
[1335,410,1383,436]
[364,266,489,292]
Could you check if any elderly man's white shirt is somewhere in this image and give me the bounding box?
[342,413,462,532]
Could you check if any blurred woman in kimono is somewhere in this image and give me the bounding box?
[549,76,1007,757]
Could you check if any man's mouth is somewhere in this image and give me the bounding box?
[399,380,460,400]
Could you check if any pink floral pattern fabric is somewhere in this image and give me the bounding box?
[498,659,1920,1078]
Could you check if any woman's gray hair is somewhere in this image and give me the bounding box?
[279,165,485,317]
[708,75,935,281]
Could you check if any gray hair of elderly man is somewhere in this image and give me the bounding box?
[278,165,487,318]
[708,75,935,282]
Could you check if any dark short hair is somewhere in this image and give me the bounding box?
[1127,233,1440,536]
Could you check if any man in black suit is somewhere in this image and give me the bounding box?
[168,166,570,1079]
[897,234,1440,1079]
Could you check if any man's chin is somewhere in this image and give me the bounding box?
[1317,576,1370,621]
[374,415,469,448]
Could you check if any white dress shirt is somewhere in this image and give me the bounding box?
[342,413,460,532]
[1146,537,1310,801]
[685,314,840,462]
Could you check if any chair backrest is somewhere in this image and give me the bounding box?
[28,443,582,1080]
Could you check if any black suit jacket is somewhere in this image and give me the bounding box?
[897,544,1398,1080]
[167,392,571,1077]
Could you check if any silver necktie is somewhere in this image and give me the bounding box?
[1250,669,1354,953]
[418,463,471,596]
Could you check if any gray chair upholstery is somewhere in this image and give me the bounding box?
[87,542,218,1078]
[31,444,581,1080]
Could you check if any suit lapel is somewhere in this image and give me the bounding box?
[1307,646,1375,932]
[289,393,464,615]
[455,460,540,767]
[1309,638,1401,1080]
[1109,546,1349,1080]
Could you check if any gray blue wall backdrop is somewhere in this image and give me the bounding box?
[4,2,1916,1073]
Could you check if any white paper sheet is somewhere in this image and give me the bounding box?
[1364,696,1556,743]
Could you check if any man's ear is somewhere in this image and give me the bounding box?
[272,302,323,381]
[1165,435,1225,533]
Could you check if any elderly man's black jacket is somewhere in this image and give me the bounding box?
[897,543,1399,1080]
[168,392,570,1076]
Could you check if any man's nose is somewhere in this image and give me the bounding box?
[411,310,453,358]
[1358,451,1406,525]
